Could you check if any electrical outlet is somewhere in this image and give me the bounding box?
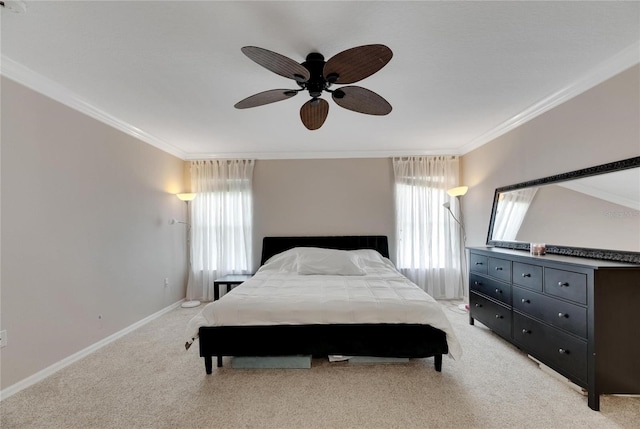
[0,330,7,348]
[164,277,169,288]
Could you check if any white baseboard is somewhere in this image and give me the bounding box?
[0,300,184,401]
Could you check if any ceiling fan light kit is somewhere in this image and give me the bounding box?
[234,44,393,130]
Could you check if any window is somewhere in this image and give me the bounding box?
[186,160,254,301]
[393,156,464,299]
[395,181,449,269]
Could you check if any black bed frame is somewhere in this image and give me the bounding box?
[198,236,449,373]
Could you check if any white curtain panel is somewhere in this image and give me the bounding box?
[187,159,254,302]
[393,156,464,299]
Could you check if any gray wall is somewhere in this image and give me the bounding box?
[252,158,396,269]
[1,77,188,390]
[461,65,640,248]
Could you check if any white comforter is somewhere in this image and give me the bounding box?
[185,248,462,359]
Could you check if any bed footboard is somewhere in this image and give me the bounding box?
[204,352,443,372]
[199,323,448,373]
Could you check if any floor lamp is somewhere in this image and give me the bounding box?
[172,193,200,308]
[444,186,468,311]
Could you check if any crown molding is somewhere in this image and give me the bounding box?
[0,55,187,160]
[459,40,640,155]
[184,147,463,161]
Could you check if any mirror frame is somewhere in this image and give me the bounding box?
[486,156,640,264]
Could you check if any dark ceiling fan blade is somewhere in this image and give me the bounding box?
[241,46,311,82]
[332,86,392,115]
[300,98,329,130]
[323,44,392,84]
[234,89,298,109]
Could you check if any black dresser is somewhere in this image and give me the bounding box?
[467,246,640,411]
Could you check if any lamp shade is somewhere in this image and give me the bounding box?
[447,186,468,197]
[176,193,196,202]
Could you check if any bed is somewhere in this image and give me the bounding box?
[185,235,461,374]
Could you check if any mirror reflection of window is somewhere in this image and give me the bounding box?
[492,188,538,241]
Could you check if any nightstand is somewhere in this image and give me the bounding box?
[213,274,253,300]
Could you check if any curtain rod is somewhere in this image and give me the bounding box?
[392,155,458,161]
[190,159,255,164]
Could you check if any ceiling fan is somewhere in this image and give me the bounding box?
[234,44,393,130]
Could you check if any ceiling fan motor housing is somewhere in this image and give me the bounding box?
[301,52,329,98]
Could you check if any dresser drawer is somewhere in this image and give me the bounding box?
[513,262,543,291]
[488,257,512,282]
[469,292,511,339]
[514,313,587,383]
[544,268,587,305]
[513,287,587,338]
[470,253,488,274]
[470,273,511,306]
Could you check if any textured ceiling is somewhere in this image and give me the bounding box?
[1,1,639,160]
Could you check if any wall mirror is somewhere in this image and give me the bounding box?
[486,156,640,264]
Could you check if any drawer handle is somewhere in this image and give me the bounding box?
[558,313,568,318]
[558,348,569,355]
[475,303,482,308]
[495,314,503,319]
[495,288,501,294]
[475,262,484,265]
[474,281,482,286]
[495,267,503,271]
[558,282,569,287]
[522,329,530,334]
[522,273,531,278]
[521,299,530,304]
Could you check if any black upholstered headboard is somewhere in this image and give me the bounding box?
[260,236,389,265]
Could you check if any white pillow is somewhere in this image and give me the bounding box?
[258,248,299,273]
[296,248,366,275]
[350,249,397,271]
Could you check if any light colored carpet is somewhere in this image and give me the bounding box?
[1,301,638,429]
